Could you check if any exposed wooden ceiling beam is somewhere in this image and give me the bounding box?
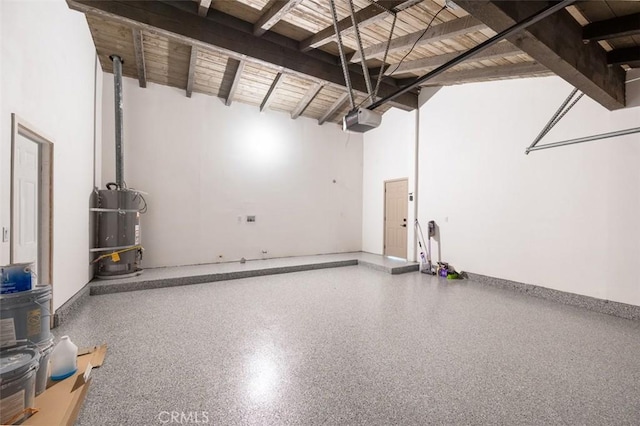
[382,41,521,76]
[299,0,409,52]
[226,59,245,106]
[186,46,198,97]
[198,0,211,17]
[291,82,324,119]
[608,47,640,68]
[386,0,424,12]
[318,92,349,125]
[66,0,418,111]
[260,72,284,111]
[400,61,550,87]
[254,0,304,37]
[455,0,626,110]
[131,28,146,88]
[583,12,640,42]
[349,16,486,63]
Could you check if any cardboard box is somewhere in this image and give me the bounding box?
[22,345,107,426]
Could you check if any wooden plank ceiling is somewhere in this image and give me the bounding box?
[71,0,638,124]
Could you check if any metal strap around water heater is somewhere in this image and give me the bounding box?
[90,244,140,253]
[90,208,141,213]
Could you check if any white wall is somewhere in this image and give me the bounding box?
[0,5,4,234]
[419,76,640,306]
[362,108,417,260]
[102,77,363,268]
[1,0,99,310]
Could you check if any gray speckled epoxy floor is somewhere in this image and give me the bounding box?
[89,252,418,295]
[56,266,640,425]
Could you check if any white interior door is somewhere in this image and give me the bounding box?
[384,179,408,259]
[12,133,39,272]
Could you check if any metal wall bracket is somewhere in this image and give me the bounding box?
[526,87,640,154]
[526,127,640,154]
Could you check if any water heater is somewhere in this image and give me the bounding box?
[91,55,146,279]
[94,188,144,278]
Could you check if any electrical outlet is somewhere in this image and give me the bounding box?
[2,227,8,242]
[247,216,256,223]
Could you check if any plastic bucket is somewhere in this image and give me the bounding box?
[0,345,40,424]
[0,285,52,347]
[0,263,34,294]
[35,336,54,395]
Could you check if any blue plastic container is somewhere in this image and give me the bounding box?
[0,263,33,294]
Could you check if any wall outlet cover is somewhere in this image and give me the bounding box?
[2,227,8,242]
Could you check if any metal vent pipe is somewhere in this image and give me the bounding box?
[110,55,124,188]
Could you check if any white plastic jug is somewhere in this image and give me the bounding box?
[49,336,78,381]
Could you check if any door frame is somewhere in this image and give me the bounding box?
[383,177,408,259]
[10,113,54,286]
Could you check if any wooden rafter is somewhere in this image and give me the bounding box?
[455,0,626,110]
[608,47,640,68]
[226,59,245,106]
[254,0,304,37]
[291,82,324,119]
[400,61,549,87]
[389,0,423,12]
[186,46,198,97]
[198,0,212,17]
[260,72,284,111]
[318,92,349,125]
[349,16,485,63]
[582,12,640,42]
[299,0,409,52]
[383,41,521,76]
[131,28,146,88]
[66,0,418,111]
